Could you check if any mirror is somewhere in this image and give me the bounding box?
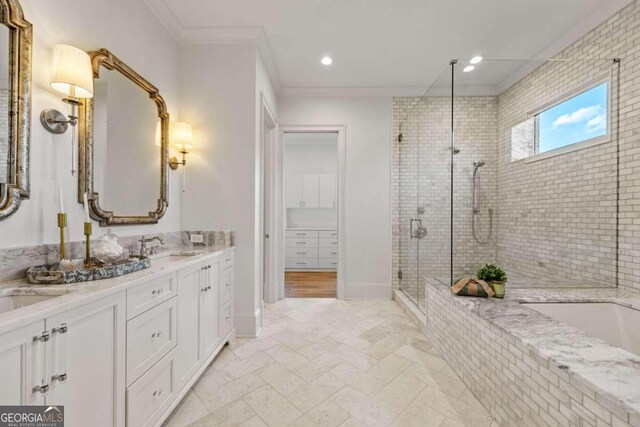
[0,0,32,221]
[79,49,169,226]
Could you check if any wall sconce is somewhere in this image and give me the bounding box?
[40,44,94,176]
[169,122,193,170]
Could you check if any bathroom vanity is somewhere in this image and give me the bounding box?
[0,247,235,427]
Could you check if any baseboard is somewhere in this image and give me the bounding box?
[235,308,261,337]
[343,283,392,300]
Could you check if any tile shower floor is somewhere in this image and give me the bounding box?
[164,298,496,427]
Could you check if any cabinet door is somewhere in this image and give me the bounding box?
[0,321,46,405]
[200,260,220,358]
[318,174,337,208]
[302,174,319,208]
[46,292,126,427]
[174,262,203,390]
[285,174,303,208]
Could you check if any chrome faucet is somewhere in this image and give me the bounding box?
[138,236,166,259]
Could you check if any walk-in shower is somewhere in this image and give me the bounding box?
[472,160,492,244]
[394,57,620,312]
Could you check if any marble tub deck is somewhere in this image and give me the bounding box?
[427,282,640,423]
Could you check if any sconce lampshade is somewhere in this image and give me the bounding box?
[50,44,94,99]
[171,122,193,151]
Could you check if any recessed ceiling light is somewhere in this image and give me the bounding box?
[321,56,333,66]
[470,56,483,64]
[463,65,475,72]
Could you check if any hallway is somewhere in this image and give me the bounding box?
[164,298,494,426]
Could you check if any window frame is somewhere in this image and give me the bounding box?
[523,72,612,163]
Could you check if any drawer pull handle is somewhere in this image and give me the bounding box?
[207,286,212,290]
[151,331,163,338]
[296,242,306,245]
[296,263,306,265]
[296,252,306,255]
[152,389,163,399]
[296,233,305,236]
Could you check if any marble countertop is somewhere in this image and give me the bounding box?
[428,281,640,418]
[286,227,337,231]
[0,246,235,335]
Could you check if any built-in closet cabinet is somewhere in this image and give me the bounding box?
[286,173,337,208]
[0,293,126,427]
[318,174,337,208]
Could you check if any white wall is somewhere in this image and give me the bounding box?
[0,0,182,248]
[180,45,279,335]
[279,96,392,299]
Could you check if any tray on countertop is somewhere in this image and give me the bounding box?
[27,258,151,285]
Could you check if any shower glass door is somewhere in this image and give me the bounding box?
[397,66,453,312]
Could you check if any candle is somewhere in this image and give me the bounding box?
[83,193,91,223]
[58,186,65,213]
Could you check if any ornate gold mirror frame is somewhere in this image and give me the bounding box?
[78,48,169,226]
[0,0,32,221]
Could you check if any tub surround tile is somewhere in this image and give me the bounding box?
[422,282,640,426]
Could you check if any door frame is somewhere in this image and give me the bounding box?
[260,94,279,306]
[278,124,346,300]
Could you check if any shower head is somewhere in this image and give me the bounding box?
[473,160,486,167]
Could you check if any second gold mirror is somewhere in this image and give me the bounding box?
[79,49,169,226]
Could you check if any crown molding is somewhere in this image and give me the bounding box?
[143,0,282,91]
[279,85,500,98]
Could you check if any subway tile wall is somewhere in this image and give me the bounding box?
[393,0,640,294]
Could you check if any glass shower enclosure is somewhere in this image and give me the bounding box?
[395,58,620,313]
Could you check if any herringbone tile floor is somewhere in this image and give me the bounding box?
[164,298,496,427]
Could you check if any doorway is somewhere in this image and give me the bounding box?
[283,132,339,298]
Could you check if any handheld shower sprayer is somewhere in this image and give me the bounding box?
[472,160,493,244]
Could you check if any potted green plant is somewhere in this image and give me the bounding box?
[477,264,507,298]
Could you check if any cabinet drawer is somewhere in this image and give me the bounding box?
[126,352,175,427]
[127,298,177,385]
[285,238,318,248]
[285,258,319,269]
[319,258,338,269]
[285,230,319,238]
[221,252,233,270]
[127,272,176,320]
[219,299,234,338]
[220,268,233,305]
[319,247,338,258]
[319,230,338,238]
[319,238,338,248]
[285,247,319,258]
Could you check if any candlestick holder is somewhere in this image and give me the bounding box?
[83,222,104,269]
[57,213,67,260]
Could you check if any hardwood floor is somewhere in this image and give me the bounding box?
[285,271,337,298]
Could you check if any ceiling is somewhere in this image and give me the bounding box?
[145,0,631,95]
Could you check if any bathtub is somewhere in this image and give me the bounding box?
[522,302,640,357]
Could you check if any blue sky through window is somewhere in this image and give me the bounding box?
[538,82,608,153]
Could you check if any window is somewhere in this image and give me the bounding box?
[510,77,610,162]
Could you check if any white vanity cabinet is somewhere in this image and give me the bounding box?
[0,320,46,405]
[0,292,126,426]
[0,248,235,427]
[46,292,126,427]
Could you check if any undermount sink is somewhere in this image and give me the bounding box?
[169,250,202,258]
[0,294,63,314]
